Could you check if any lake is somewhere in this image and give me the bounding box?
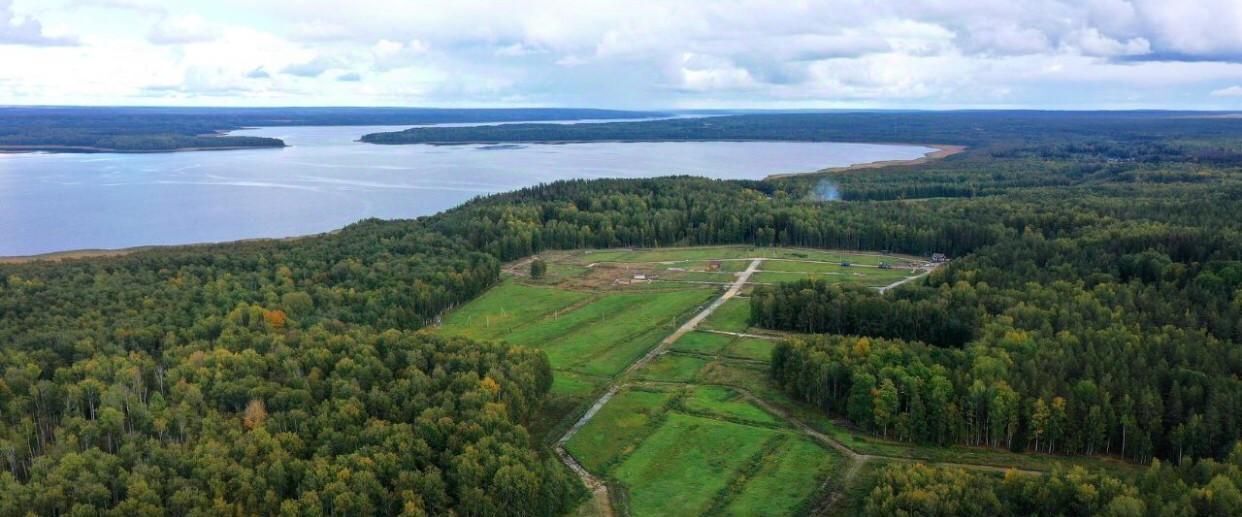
[0,125,933,256]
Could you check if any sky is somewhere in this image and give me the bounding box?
[5,0,1242,109]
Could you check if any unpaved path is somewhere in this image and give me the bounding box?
[699,329,781,340]
[877,265,937,293]
[555,259,762,516]
[553,256,1001,516]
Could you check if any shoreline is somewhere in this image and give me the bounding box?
[0,143,286,154]
[0,231,336,264]
[764,144,966,180]
[1,143,961,263]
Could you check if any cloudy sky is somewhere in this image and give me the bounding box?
[5,0,1242,109]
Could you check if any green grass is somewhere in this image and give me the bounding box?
[635,354,707,382]
[659,271,738,283]
[671,331,733,354]
[559,246,921,267]
[701,298,752,332]
[438,280,590,341]
[724,337,775,361]
[552,370,606,397]
[682,386,781,426]
[757,260,861,274]
[722,437,841,516]
[565,388,677,473]
[612,413,780,517]
[459,287,712,378]
[750,269,913,287]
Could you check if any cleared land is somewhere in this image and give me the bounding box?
[434,246,1137,517]
[566,386,838,517]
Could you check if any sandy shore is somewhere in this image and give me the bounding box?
[764,144,966,180]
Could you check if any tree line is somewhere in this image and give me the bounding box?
[862,449,1242,516]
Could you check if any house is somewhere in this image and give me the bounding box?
[931,253,948,263]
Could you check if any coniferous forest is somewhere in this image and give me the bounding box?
[3,111,1242,514]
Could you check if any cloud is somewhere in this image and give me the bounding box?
[0,0,78,46]
[1211,85,1242,97]
[371,39,429,71]
[282,56,341,77]
[289,20,350,41]
[1065,28,1150,58]
[148,14,221,45]
[10,0,1242,107]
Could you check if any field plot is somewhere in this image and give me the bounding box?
[556,246,923,267]
[565,387,677,473]
[750,266,916,287]
[669,331,733,354]
[613,413,780,515]
[433,246,947,516]
[721,437,841,516]
[682,386,781,426]
[440,282,713,386]
[700,298,753,332]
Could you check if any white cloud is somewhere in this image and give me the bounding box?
[282,55,341,77]
[148,15,220,45]
[0,0,77,46]
[1211,85,1242,97]
[8,0,1242,107]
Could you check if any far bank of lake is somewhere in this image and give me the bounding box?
[0,124,934,257]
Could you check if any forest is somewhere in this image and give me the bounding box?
[2,110,1242,514]
[0,107,659,152]
[860,450,1241,516]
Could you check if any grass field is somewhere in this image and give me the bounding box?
[670,331,733,354]
[440,283,713,385]
[721,437,841,516]
[612,413,782,516]
[700,298,752,332]
[565,387,677,473]
[636,353,707,382]
[723,337,775,361]
[557,246,923,267]
[436,246,1140,517]
[682,386,782,426]
[750,267,915,287]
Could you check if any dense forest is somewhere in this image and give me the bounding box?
[861,449,1242,516]
[0,107,659,152]
[360,110,1242,148]
[3,111,1242,513]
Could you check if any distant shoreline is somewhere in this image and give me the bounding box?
[0,143,286,154]
[764,144,966,180]
[0,231,334,264]
[0,142,960,262]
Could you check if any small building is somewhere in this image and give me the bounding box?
[931,253,948,263]
[707,260,722,271]
[633,274,647,281]
[878,262,892,270]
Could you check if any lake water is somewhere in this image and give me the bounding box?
[0,125,932,256]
